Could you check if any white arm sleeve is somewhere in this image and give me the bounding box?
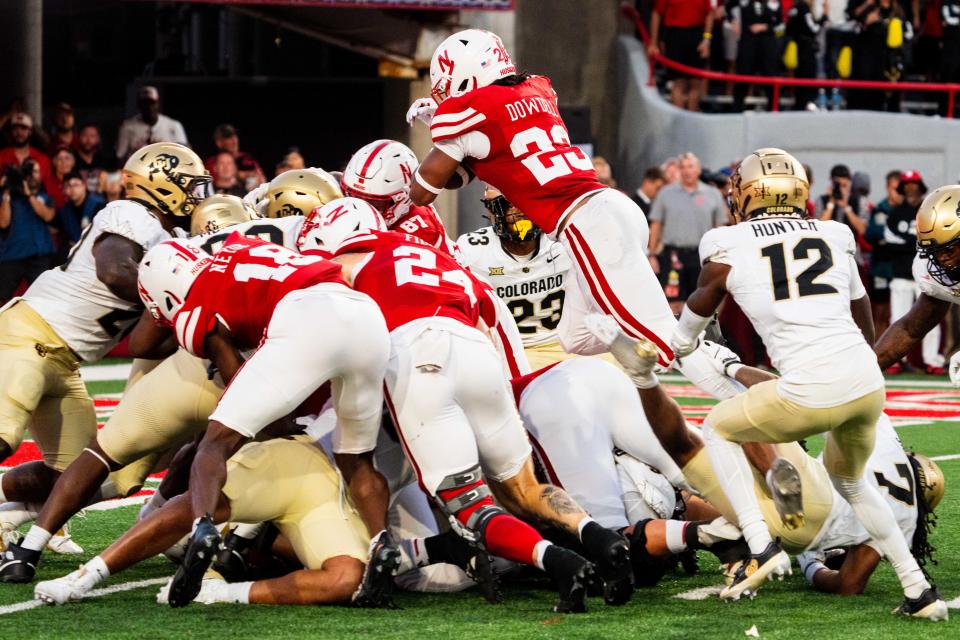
[848,255,866,299]
[434,131,491,162]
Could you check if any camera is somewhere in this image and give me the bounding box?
[831,181,844,201]
[2,165,25,198]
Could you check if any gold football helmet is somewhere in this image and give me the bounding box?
[916,185,960,287]
[728,148,809,222]
[122,142,212,217]
[190,194,256,237]
[910,452,945,510]
[264,169,342,218]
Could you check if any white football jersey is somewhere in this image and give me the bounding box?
[21,200,172,362]
[912,255,960,305]
[457,227,571,347]
[807,414,918,556]
[191,216,305,253]
[700,217,883,406]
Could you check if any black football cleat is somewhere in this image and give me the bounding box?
[580,521,634,606]
[543,545,597,614]
[720,541,790,601]
[352,530,401,609]
[0,543,40,584]
[168,515,221,608]
[892,587,949,621]
[212,527,253,583]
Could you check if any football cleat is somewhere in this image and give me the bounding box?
[47,526,83,555]
[35,566,95,605]
[766,457,805,530]
[584,314,659,388]
[352,530,401,608]
[167,515,221,608]
[892,587,949,621]
[212,528,252,583]
[431,529,501,604]
[0,543,40,583]
[579,521,634,606]
[719,542,791,601]
[543,546,597,614]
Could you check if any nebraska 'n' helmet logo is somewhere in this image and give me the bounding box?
[437,50,455,75]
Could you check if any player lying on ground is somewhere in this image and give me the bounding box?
[135,233,392,608]
[873,184,960,387]
[0,187,341,583]
[305,202,634,612]
[34,435,370,607]
[667,148,945,619]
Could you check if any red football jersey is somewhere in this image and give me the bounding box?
[386,203,457,257]
[173,233,345,357]
[334,230,488,332]
[430,75,606,234]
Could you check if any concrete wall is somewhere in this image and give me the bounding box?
[617,36,960,204]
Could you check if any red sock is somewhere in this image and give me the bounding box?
[482,513,544,565]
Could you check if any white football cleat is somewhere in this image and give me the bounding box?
[583,314,659,388]
[35,567,93,605]
[47,526,84,555]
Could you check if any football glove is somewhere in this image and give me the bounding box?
[406,97,438,127]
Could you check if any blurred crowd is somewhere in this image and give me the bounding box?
[639,0,960,114]
[0,86,294,301]
[601,152,960,372]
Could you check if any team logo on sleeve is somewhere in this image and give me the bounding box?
[488,266,504,276]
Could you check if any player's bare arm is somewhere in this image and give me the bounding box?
[806,545,882,595]
[874,293,950,369]
[92,232,145,303]
[128,310,178,359]
[409,148,462,206]
[334,452,390,536]
[204,323,245,384]
[850,295,876,346]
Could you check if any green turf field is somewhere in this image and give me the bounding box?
[0,368,956,639]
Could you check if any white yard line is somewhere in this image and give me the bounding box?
[81,494,152,512]
[673,585,724,600]
[931,454,960,462]
[79,364,132,382]
[0,577,168,616]
[947,596,960,610]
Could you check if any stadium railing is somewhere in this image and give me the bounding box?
[621,3,960,117]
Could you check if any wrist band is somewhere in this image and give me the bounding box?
[724,361,745,379]
[702,32,713,39]
[676,306,712,346]
[802,560,826,585]
[415,169,442,195]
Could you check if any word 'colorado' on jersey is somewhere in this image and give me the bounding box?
[497,274,564,299]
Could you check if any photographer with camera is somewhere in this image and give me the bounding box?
[816,164,867,236]
[0,157,56,301]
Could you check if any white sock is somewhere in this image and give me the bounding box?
[230,522,265,540]
[702,422,772,555]
[664,521,688,554]
[832,475,930,599]
[20,526,53,552]
[576,516,596,540]
[225,581,252,604]
[79,556,110,590]
[138,491,167,521]
[398,537,429,573]
[533,540,552,570]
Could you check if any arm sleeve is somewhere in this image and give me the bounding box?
[699,228,733,266]
[434,131,491,162]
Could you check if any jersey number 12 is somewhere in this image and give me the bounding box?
[760,238,838,301]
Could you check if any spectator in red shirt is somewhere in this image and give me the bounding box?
[0,113,54,196]
[204,124,265,190]
[48,146,77,209]
[648,0,715,110]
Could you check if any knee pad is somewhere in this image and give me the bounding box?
[625,519,674,587]
[435,465,503,539]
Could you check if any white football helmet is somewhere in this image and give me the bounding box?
[138,239,212,324]
[429,29,516,104]
[341,140,418,208]
[296,197,386,254]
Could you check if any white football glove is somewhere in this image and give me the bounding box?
[669,330,700,360]
[405,97,438,127]
[241,182,269,218]
[950,350,960,388]
[700,340,743,378]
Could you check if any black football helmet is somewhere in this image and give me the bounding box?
[481,189,541,244]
